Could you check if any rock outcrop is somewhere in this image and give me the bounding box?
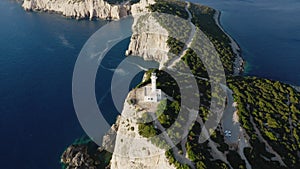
[131,0,155,15]
[126,0,170,67]
[22,0,170,66]
[22,0,131,20]
[61,142,111,169]
[61,145,94,169]
[125,14,170,67]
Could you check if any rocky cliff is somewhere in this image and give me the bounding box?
[110,89,175,169]
[125,14,170,67]
[126,0,170,67]
[61,139,112,169]
[22,0,131,20]
[22,0,170,65]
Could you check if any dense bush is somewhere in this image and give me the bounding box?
[228,76,300,168]
[137,1,300,169]
[189,3,236,74]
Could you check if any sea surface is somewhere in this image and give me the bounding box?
[193,0,300,85]
[0,0,299,169]
[0,1,107,169]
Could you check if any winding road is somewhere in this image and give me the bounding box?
[166,2,196,70]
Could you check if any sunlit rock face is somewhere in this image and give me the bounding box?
[126,0,170,67]
[22,0,131,20]
[110,90,175,169]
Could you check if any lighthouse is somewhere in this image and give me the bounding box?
[143,72,162,102]
[151,73,157,92]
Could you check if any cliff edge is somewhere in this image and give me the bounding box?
[110,89,175,169]
[22,0,131,20]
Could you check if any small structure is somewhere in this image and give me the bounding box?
[144,73,162,102]
[224,130,232,137]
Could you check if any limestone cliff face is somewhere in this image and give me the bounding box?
[22,0,131,20]
[131,0,155,15]
[22,0,170,65]
[110,90,175,169]
[126,0,170,67]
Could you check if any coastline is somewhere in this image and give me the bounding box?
[292,85,300,93]
[22,0,131,20]
[53,1,300,168]
[214,10,245,75]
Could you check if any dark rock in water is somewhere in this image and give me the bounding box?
[61,139,112,169]
[61,145,96,169]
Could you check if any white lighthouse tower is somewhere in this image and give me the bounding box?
[151,73,157,92]
[144,73,162,102]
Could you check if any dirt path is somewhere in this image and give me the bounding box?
[249,114,287,167]
[196,116,233,169]
[220,85,240,144]
[237,129,252,169]
[220,85,252,169]
[167,1,196,69]
[149,112,195,169]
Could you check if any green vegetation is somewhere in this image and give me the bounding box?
[148,0,189,19]
[181,49,208,78]
[138,122,157,138]
[167,37,185,56]
[64,1,300,169]
[139,1,300,169]
[166,149,190,169]
[228,76,300,168]
[138,1,300,169]
[147,0,192,62]
[226,150,246,169]
[189,4,236,74]
[148,0,237,75]
[137,58,226,168]
[137,70,182,150]
[186,123,230,169]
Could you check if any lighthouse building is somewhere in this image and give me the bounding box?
[144,73,162,102]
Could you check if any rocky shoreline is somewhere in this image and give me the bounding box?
[214,10,245,75]
[61,138,112,169]
[21,0,245,75]
[22,0,132,20]
[27,1,249,168]
[17,1,300,169]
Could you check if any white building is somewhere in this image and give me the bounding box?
[144,73,162,102]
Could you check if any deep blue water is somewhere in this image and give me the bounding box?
[193,0,300,85]
[0,1,107,168]
[0,0,299,169]
[95,37,147,125]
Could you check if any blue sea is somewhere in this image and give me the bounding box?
[0,0,299,169]
[193,0,300,85]
[0,1,106,169]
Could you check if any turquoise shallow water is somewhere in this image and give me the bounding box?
[0,0,299,169]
